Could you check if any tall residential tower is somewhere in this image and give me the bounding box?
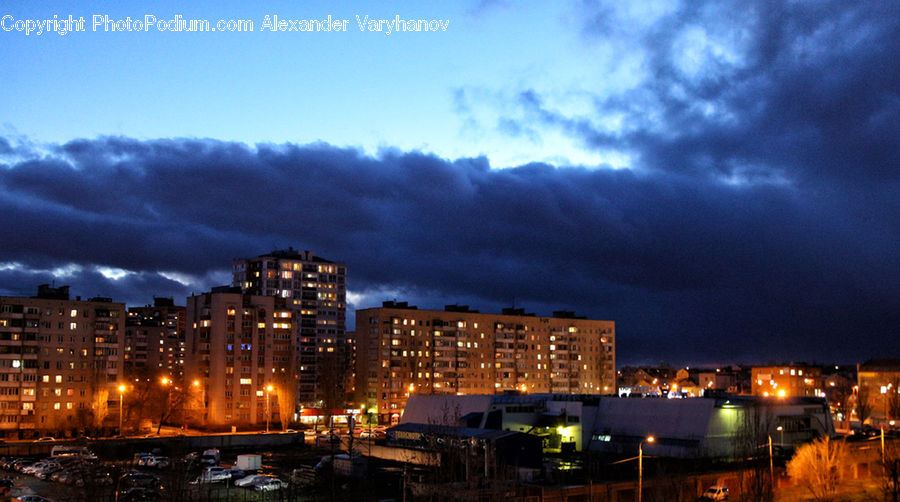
[232,249,347,405]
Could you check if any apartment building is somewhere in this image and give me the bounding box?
[857,358,900,424]
[355,302,616,423]
[751,364,823,398]
[184,288,295,428]
[125,298,186,377]
[0,285,125,438]
[232,248,347,405]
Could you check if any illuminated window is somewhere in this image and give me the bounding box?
[240,378,252,385]
[55,375,62,383]
[70,309,77,318]
[69,322,77,330]
[53,403,60,410]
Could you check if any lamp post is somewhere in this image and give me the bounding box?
[265,385,274,433]
[776,425,784,450]
[638,436,654,502]
[118,384,126,436]
[768,434,774,487]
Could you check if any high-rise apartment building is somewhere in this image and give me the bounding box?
[125,298,186,377]
[355,302,616,423]
[0,285,125,438]
[184,288,294,428]
[232,249,347,405]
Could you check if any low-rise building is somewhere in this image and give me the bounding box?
[751,364,823,398]
[401,392,835,459]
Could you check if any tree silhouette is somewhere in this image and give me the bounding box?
[787,436,847,502]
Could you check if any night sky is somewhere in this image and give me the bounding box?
[1,1,898,366]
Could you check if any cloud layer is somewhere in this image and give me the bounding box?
[1,133,897,365]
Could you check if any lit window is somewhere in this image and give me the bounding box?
[53,403,61,410]
[69,322,77,330]
[240,378,252,385]
[55,375,62,383]
[70,310,77,317]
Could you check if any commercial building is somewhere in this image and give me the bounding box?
[184,287,294,428]
[401,393,835,458]
[125,298,186,378]
[751,364,823,398]
[232,248,347,405]
[0,285,125,438]
[355,302,615,423]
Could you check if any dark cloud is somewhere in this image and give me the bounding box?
[506,0,900,185]
[1,135,898,366]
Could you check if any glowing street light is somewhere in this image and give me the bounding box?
[638,436,655,502]
[265,385,274,433]
[118,384,127,436]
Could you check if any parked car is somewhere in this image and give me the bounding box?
[698,485,729,501]
[199,449,220,466]
[15,496,54,502]
[145,456,169,469]
[234,474,276,487]
[117,472,165,498]
[252,478,288,491]
[316,432,341,447]
[192,466,232,484]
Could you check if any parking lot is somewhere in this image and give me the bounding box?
[0,442,328,501]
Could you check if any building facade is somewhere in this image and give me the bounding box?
[355,302,616,423]
[751,364,823,398]
[857,358,900,424]
[184,288,295,428]
[232,249,347,405]
[0,285,125,438]
[125,298,186,378]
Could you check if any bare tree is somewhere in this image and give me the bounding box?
[786,436,847,502]
[857,385,873,425]
[825,378,854,424]
[731,400,774,502]
[881,439,900,502]
[91,388,109,429]
[888,377,900,422]
[274,358,299,430]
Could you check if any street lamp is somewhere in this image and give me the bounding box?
[265,385,274,433]
[118,384,126,436]
[638,436,654,502]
